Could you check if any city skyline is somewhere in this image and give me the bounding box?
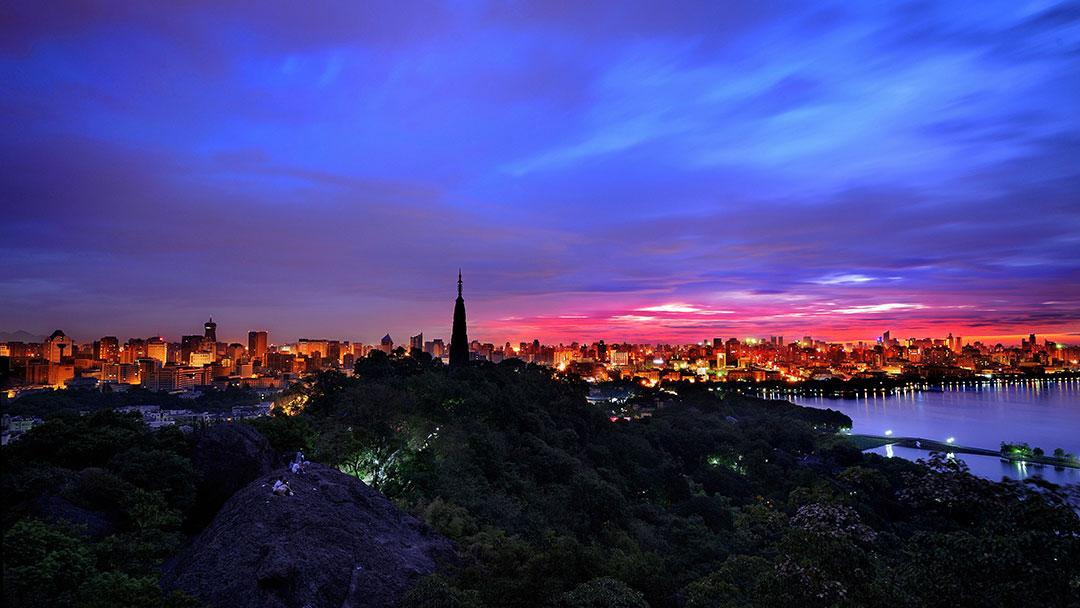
[2,2,1079,344]
[2,321,1077,350]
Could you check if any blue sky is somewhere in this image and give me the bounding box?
[2,1,1078,344]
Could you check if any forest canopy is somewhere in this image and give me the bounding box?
[4,351,1079,608]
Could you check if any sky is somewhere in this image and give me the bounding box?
[2,1,1079,346]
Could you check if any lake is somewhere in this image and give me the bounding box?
[786,378,1080,485]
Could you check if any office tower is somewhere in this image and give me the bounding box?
[204,317,217,343]
[94,336,119,362]
[44,329,73,362]
[181,335,204,363]
[146,336,167,364]
[410,333,424,353]
[248,330,268,363]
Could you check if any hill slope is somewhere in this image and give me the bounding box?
[162,463,454,608]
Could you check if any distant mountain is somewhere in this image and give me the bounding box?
[0,330,46,343]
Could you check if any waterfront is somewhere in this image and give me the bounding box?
[787,379,1080,484]
[865,444,1080,485]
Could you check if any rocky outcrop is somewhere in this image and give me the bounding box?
[188,424,274,528]
[163,463,455,608]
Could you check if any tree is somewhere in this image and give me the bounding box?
[556,578,648,608]
[2,519,94,607]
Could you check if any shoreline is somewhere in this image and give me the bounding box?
[847,433,1080,471]
[743,374,1080,399]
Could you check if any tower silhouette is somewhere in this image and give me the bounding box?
[449,270,469,367]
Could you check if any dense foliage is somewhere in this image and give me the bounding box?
[254,352,1080,608]
[1,411,200,607]
[4,352,1079,607]
[3,386,262,417]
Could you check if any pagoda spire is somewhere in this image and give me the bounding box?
[449,270,469,367]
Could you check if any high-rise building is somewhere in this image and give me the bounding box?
[449,270,469,367]
[410,333,424,353]
[425,339,445,359]
[44,330,73,362]
[181,335,204,364]
[297,339,329,358]
[227,343,245,361]
[248,331,268,363]
[204,317,217,343]
[94,336,119,362]
[380,334,394,354]
[146,337,167,364]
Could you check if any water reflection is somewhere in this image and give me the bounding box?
[868,444,1080,485]
[782,379,1080,455]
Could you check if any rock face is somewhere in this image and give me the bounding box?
[163,463,454,608]
[188,424,275,528]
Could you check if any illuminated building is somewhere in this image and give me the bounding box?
[190,351,214,366]
[410,333,424,353]
[94,336,119,362]
[248,330,268,364]
[297,339,329,358]
[379,334,394,354]
[136,357,161,384]
[26,360,75,387]
[43,330,73,363]
[425,339,445,359]
[181,334,210,364]
[146,337,167,364]
[145,365,211,392]
[327,341,343,364]
[204,317,217,343]
[554,348,576,369]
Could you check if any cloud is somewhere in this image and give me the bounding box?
[636,304,736,315]
[813,274,882,285]
[833,303,929,315]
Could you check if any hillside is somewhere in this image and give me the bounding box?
[163,463,454,608]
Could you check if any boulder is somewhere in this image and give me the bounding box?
[163,463,455,608]
[188,424,274,528]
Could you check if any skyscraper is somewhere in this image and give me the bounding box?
[94,336,119,362]
[449,270,469,367]
[44,329,72,362]
[248,330,268,363]
[146,336,167,364]
[204,317,217,343]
